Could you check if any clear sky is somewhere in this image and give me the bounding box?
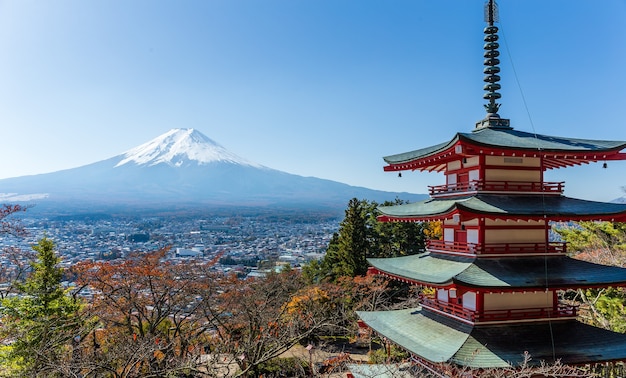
[1,1,625,201]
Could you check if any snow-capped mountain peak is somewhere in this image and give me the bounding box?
[115,128,262,168]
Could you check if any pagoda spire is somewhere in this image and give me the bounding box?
[476,0,511,130]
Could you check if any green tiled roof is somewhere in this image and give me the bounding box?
[464,127,626,151]
[369,253,626,288]
[460,320,626,367]
[463,256,626,287]
[377,194,626,220]
[383,128,626,165]
[383,141,451,165]
[358,307,626,368]
[356,308,472,363]
[368,254,472,286]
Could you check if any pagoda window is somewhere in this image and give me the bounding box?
[447,172,457,188]
[462,291,477,311]
[467,229,479,245]
[443,227,454,243]
[468,168,480,183]
[449,288,457,300]
[437,289,449,303]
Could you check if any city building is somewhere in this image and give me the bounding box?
[356,1,626,375]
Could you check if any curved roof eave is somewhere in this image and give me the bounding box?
[368,254,626,289]
[377,197,459,221]
[368,254,472,286]
[457,256,626,288]
[461,128,626,153]
[456,320,626,367]
[356,308,472,364]
[383,135,460,165]
[377,195,626,222]
[453,320,626,368]
[358,308,626,368]
[382,128,626,171]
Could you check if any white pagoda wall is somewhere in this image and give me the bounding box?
[484,291,553,311]
[484,219,546,244]
[484,169,540,182]
[484,156,541,183]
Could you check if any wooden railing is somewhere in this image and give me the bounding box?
[420,296,577,324]
[427,240,567,256]
[428,180,564,196]
[476,304,577,322]
[480,242,567,255]
[426,240,479,255]
[420,296,476,322]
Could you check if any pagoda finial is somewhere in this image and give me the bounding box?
[476,0,511,130]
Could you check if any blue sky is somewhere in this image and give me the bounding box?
[1,1,625,201]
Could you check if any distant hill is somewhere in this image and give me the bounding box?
[612,196,626,204]
[0,129,426,216]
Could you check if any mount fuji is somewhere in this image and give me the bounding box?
[0,129,424,215]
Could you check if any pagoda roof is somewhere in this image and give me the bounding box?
[368,253,471,286]
[383,127,626,172]
[368,253,626,289]
[357,307,626,368]
[377,194,626,222]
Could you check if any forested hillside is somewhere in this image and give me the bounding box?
[1,202,625,377]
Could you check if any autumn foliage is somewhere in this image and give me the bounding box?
[66,249,359,377]
[5,199,621,377]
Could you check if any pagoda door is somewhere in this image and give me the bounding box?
[455,229,467,245]
[458,172,469,191]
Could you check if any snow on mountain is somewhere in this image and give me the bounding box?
[115,128,262,168]
[0,128,426,214]
[0,192,49,201]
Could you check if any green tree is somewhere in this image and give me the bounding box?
[555,221,626,333]
[371,199,427,258]
[304,198,371,282]
[556,221,626,262]
[303,198,427,283]
[0,237,83,377]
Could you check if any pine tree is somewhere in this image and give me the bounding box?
[319,198,371,280]
[371,198,427,258]
[303,198,428,283]
[0,237,82,377]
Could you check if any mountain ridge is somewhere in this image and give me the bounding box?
[0,129,426,215]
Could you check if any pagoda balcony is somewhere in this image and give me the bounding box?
[420,296,577,324]
[427,240,567,257]
[428,180,564,196]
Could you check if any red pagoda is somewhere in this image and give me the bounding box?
[356,0,626,374]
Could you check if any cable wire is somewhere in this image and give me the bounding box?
[499,19,557,363]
